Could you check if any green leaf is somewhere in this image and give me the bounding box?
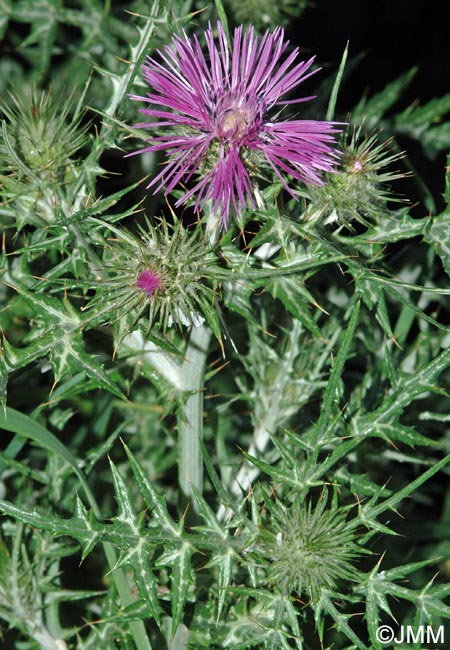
[356,275,393,339]
[395,95,450,156]
[360,454,450,524]
[214,0,231,45]
[170,541,192,635]
[216,548,233,622]
[123,442,179,536]
[0,410,152,649]
[59,180,143,225]
[421,121,450,157]
[372,421,436,448]
[352,67,417,127]
[242,449,305,489]
[337,469,393,498]
[343,212,429,245]
[314,300,360,444]
[383,558,438,582]
[247,213,294,250]
[4,287,124,399]
[0,497,103,546]
[365,569,395,647]
[74,496,104,560]
[398,583,450,619]
[317,592,370,650]
[327,42,349,121]
[446,151,450,206]
[109,460,161,624]
[0,352,7,409]
[424,210,450,277]
[396,94,450,130]
[358,272,449,331]
[267,275,323,339]
[199,439,242,517]
[0,407,95,508]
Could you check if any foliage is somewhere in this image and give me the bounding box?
[1,1,450,649]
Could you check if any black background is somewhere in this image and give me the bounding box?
[289,0,449,210]
[293,0,448,107]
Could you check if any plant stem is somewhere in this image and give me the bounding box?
[178,323,211,512]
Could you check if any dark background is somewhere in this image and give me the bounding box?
[294,0,448,107]
[289,0,449,211]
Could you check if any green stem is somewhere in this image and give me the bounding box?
[67,222,103,277]
[178,323,211,511]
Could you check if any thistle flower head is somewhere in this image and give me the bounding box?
[264,494,362,602]
[128,21,340,227]
[136,269,163,296]
[86,218,221,345]
[308,126,406,227]
[0,88,87,179]
[0,89,88,228]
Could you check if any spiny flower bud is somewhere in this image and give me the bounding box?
[85,217,222,346]
[226,0,308,29]
[308,127,406,228]
[263,493,362,602]
[0,89,88,228]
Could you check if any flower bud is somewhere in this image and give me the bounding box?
[308,127,406,228]
[86,217,221,345]
[0,89,88,228]
[263,493,362,601]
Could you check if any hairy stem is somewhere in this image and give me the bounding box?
[178,323,211,511]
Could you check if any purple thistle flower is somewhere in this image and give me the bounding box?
[136,269,162,297]
[129,21,340,226]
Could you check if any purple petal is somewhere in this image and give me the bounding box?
[128,20,342,227]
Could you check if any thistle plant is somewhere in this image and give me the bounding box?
[1,2,450,650]
[0,89,89,229]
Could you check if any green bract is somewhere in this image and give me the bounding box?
[0,90,88,229]
[1,1,450,649]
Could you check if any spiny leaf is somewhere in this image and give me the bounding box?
[75,496,103,560]
[170,541,193,636]
[352,67,417,127]
[123,442,179,536]
[446,151,450,206]
[4,286,124,398]
[314,300,361,444]
[356,276,393,339]
[0,407,96,509]
[109,459,141,528]
[266,275,323,339]
[424,210,450,278]
[316,592,370,650]
[360,454,450,524]
[0,352,7,409]
[342,211,429,245]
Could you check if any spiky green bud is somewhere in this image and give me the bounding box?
[308,127,406,228]
[264,493,362,602]
[86,217,223,346]
[0,89,88,228]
